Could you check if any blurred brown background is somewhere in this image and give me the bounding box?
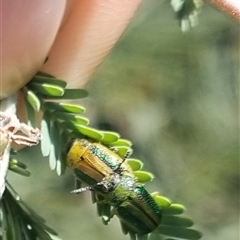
[8,0,239,239]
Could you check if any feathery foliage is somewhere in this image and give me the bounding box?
[1,73,202,240]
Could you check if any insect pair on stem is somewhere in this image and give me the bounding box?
[66,139,162,236]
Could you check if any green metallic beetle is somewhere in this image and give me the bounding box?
[66,138,134,186]
[72,172,162,235]
[66,139,162,235]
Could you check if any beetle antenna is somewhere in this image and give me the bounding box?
[116,149,133,173]
[71,186,94,194]
[71,179,113,194]
[123,149,132,161]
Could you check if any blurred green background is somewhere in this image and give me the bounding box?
[8,0,239,239]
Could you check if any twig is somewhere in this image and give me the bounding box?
[0,94,17,198]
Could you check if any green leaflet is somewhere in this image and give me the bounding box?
[54,112,89,125]
[41,112,52,157]
[157,226,202,240]
[100,131,121,143]
[126,158,144,171]
[8,159,31,177]
[134,170,154,183]
[74,125,103,140]
[120,221,129,235]
[49,144,57,171]
[43,89,88,99]
[31,75,67,88]
[162,215,194,228]
[44,102,85,113]
[162,204,186,215]
[151,195,172,208]
[16,72,203,240]
[110,145,133,158]
[111,138,133,147]
[25,89,41,111]
[25,99,37,127]
[29,83,65,96]
[8,165,31,177]
[49,121,61,171]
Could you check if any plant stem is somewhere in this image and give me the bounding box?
[0,94,17,198]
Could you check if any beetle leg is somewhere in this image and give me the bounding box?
[71,185,94,194]
[75,178,82,190]
[109,147,118,153]
[109,147,133,161]
[110,208,116,219]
